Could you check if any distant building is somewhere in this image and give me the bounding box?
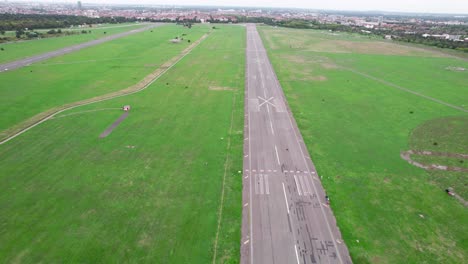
[77,1,82,9]
[385,35,392,40]
[123,105,131,111]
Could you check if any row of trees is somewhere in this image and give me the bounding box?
[0,13,137,31]
[0,28,95,43]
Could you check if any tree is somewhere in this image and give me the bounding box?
[15,29,24,38]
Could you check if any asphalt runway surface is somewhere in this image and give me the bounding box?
[240,24,352,264]
[0,23,161,73]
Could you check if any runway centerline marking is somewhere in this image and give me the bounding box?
[282,182,290,214]
[275,145,281,165]
[294,244,300,264]
[265,174,270,195]
[294,175,302,196]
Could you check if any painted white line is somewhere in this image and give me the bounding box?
[299,175,308,195]
[294,175,302,196]
[259,174,264,195]
[254,174,259,194]
[265,174,270,194]
[270,120,275,134]
[244,155,249,158]
[244,203,249,207]
[294,244,300,264]
[304,175,313,196]
[282,182,290,214]
[244,239,250,245]
[273,170,277,172]
[275,145,281,165]
[260,170,264,172]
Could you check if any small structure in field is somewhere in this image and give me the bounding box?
[123,105,131,111]
[170,38,181,43]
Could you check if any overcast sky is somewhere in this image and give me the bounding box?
[17,1,468,14]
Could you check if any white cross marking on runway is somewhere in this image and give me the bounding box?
[258,96,276,108]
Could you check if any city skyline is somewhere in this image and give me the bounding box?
[9,0,468,14]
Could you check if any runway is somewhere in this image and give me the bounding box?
[240,24,352,264]
[0,23,161,73]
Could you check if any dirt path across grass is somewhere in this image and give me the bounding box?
[0,32,211,145]
[401,150,468,172]
[401,150,468,207]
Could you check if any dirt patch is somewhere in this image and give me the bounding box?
[295,75,328,82]
[280,54,307,64]
[446,66,466,72]
[80,209,96,219]
[280,54,338,70]
[138,233,152,247]
[321,62,338,69]
[209,86,235,91]
[401,150,468,172]
[303,39,449,57]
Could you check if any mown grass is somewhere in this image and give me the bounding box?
[0,24,244,263]
[0,24,207,134]
[0,23,148,64]
[259,25,467,263]
[409,116,468,199]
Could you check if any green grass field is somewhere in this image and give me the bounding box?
[0,23,149,64]
[259,26,468,263]
[0,24,244,263]
[0,24,208,138]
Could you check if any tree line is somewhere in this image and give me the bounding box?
[0,13,137,31]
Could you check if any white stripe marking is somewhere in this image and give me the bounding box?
[270,120,275,134]
[294,175,302,196]
[294,244,300,264]
[265,174,270,194]
[259,174,264,195]
[254,175,259,194]
[282,182,290,214]
[274,145,280,165]
[300,175,308,195]
[304,175,313,196]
